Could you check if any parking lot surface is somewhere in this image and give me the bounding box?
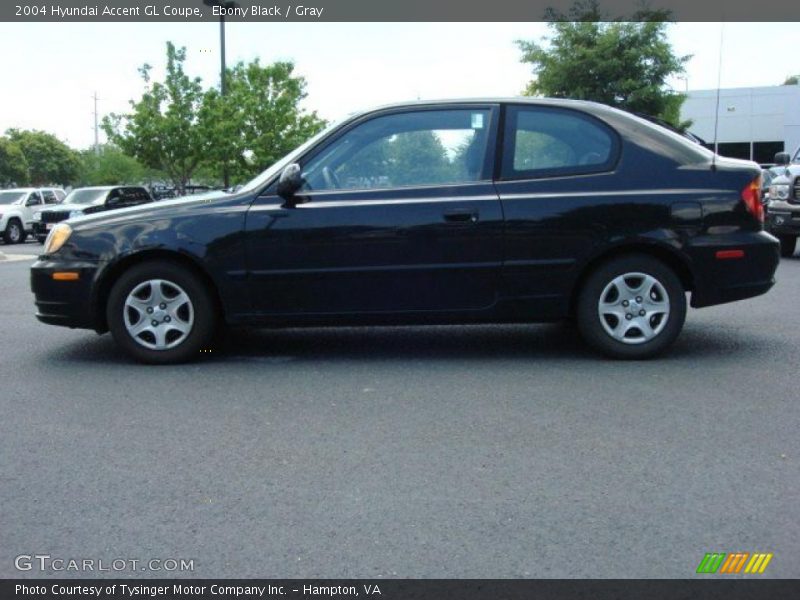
[2,240,799,578]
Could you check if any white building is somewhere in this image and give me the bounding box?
[680,85,800,164]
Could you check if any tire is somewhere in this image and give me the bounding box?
[3,219,24,244]
[576,254,687,359]
[779,235,797,258]
[106,261,218,364]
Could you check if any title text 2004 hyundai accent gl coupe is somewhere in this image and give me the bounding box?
[31,99,780,363]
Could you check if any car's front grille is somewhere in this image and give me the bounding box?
[41,211,70,223]
[792,176,800,204]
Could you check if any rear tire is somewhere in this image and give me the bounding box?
[779,235,797,258]
[106,261,218,364]
[576,254,687,359]
[3,219,24,244]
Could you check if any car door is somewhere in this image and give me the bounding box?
[23,191,43,227]
[493,104,622,311]
[245,105,504,315]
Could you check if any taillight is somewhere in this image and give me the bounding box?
[741,176,764,222]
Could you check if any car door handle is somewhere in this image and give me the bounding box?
[443,209,479,223]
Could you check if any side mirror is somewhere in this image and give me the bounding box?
[276,163,304,201]
[774,152,791,166]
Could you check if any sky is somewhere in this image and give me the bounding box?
[0,22,798,149]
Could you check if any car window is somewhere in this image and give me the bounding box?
[123,187,151,205]
[26,191,43,206]
[42,190,58,204]
[502,105,617,180]
[301,108,492,192]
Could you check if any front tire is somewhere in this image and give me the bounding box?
[3,219,24,244]
[778,235,797,258]
[576,254,687,359]
[106,261,217,364]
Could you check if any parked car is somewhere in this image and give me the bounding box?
[32,186,153,243]
[31,98,779,364]
[765,150,800,257]
[150,184,177,201]
[0,187,65,244]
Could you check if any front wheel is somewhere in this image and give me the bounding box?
[3,219,24,244]
[107,261,218,364]
[778,235,797,258]
[576,255,687,359]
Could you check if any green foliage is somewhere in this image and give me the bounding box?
[105,42,326,190]
[200,60,326,184]
[103,42,207,192]
[385,131,453,186]
[5,129,80,185]
[0,136,29,186]
[783,75,799,85]
[517,1,690,127]
[77,145,149,186]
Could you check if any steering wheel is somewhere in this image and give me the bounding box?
[321,166,341,190]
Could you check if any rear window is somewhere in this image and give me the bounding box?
[502,105,618,179]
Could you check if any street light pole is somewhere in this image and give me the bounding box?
[204,0,239,189]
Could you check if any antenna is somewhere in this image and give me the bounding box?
[711,23,724,171]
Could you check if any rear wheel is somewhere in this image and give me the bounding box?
[107,261,217,364]
[778,235,797,258]
[576,254,687,359]
[3,219,24,244]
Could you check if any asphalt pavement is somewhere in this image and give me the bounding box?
[1,239,798,578]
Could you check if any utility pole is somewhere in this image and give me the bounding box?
[92,92,100,155]
[204,0,239,189]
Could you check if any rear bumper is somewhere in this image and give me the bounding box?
[687,230,780,308]
[30,259,101,330]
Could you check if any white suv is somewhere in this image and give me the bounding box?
[0,187,65,244]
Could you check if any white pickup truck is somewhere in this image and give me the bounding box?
[0,187,65,244]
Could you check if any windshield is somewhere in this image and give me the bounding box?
[63,189,109,205]
[0,191,26,205]
[238,117,347,194]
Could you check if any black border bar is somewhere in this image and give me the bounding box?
[3,0,800,22]
[4,579,800,600]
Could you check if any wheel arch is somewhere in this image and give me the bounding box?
[568,242,696,316]
[91,249,224,332]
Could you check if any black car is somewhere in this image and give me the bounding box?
[32,186,154,242]
[31,99,779,363]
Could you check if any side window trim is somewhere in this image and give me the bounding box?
[498,104,621,181]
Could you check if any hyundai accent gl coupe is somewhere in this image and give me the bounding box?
[31,99,780,363]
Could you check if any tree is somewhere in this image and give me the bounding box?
[5,129,80,185]
[103,42,208,193]
[0,136,29,186]
[517,0,690,127]
[77,145,149,186]
[200,60,326,184]
[783,75,799,85]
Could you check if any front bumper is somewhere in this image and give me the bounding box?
[30,258,102,329]
[687,230,780,308]
[766,205,800,236]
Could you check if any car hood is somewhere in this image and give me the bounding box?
[41,203,92,213]
[66,191,230,229]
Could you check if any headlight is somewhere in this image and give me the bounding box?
[44,223,72,254]
[68,210,83,219]
[769,184,790,201]
[33,211,42,221]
